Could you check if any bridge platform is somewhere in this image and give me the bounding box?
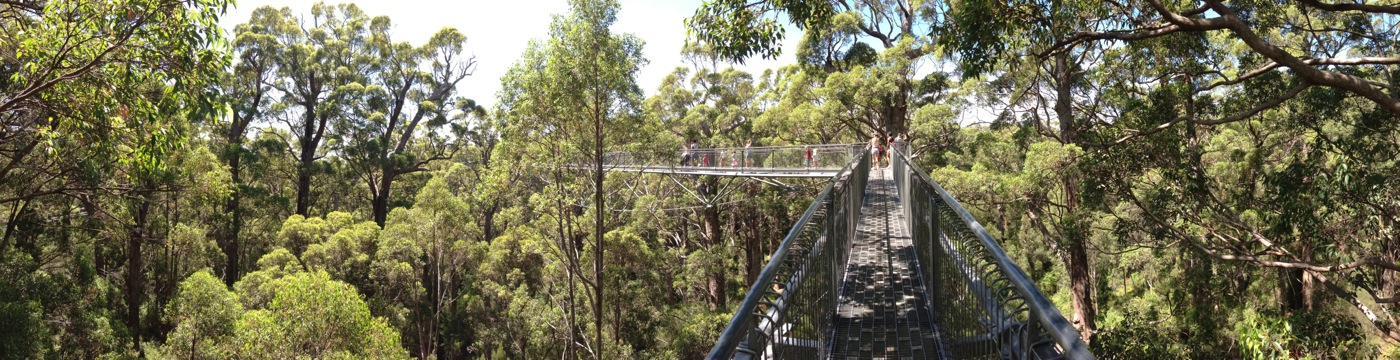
[833,166,944,359]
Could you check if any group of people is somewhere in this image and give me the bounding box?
[681,139,755,168]
[870,133,907,168]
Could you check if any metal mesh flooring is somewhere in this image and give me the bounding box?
[831,166,945,359]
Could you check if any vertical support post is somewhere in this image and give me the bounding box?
[826,190,839,336]
[928,188,940,320]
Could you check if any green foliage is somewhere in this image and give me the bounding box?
[0,300,45,360]
[302,220,381,289]
[276,212,357,256]
[159,271,241,360]
[231,271,407,359]
[685,0,812,61]
[5,0,1400,357]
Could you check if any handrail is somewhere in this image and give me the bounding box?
[708,149,870,359]
[891,148,1093,359]
[603,144,865,171]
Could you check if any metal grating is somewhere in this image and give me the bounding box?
[831,166,946,360]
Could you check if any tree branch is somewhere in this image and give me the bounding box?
[1202,1,1400,115]
[1297,0,1400,15]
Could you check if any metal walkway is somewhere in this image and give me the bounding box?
[832,166,943,358]
[596,144,863,178]
[708,148,1092,360]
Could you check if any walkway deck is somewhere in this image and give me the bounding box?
[832,166,944,359]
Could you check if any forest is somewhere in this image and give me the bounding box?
[0,0,1398,358]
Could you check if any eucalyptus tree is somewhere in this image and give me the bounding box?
[0,0,231,356]
[0,0,229,231]
[373,172,480,359]
[340,20,479,226]
[256,3,373,217]
[160,271,242,359]
[943,0,1129,341]
[655,45,764,142]
[645,46,767,309]
[687,0,951,136]
[497,0,645,356]
[215,8,281,285]
[1030,1,1400,117]
[946,0,1400,345]
[231,271,408,359]
[751,65,851,144]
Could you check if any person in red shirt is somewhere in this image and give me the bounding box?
[804,145,813,168]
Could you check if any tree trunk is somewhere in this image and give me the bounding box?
[593,109,605,359]
[703,177,726,309]
[1066,234,1095,342]
[567,264,578,360]
[556,181,577,360]
[221,84,259,286]
[1053,51,1095,343]
[745,209,760,286]
[295,108,319,217]
[372,170,394,226]
[418,249,437,358]
[296,154,314,216]
[1184,247,1218,346]
[483,202,499,244]
[1280,267,1305,312]
[221,152,243,286]
[126,190,152,355]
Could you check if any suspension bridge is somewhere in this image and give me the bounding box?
[599,144,1094,359]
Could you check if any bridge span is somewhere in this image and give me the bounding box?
[704,147,1094,360]
[595,144,863,178]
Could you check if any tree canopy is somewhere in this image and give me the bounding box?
[2,0,1400,358]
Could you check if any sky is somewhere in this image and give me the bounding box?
[219,0,800,110]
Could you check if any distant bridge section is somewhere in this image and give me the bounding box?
[598,144,864,178]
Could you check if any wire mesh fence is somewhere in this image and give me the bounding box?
[708,146,1092,360]
[708,150,871,360]
[604,144,864,171]
[891,149,1093,360]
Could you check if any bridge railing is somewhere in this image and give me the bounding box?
[604,144,863,170]
[891,149,1093,359]
[708,149,870,360]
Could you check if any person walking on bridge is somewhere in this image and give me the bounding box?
[870,135,881,168]
[804,145,813,169]
[744,139,754,168]
[688,141,700,167]
[887,134,899,165]
[680,141,692,167]
[891,134,900,156]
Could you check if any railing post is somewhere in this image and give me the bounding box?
[827,185,839,344]
[928,187,939,307]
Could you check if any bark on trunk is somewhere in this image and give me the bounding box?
[295,142,315,216]
[593,110,605,358]
[1053,51,1095,344]
[745,209,760,286]
[126,190,152,355]
[702,176,726,309]
[221,153,243,286]
[483,202,499,244]
[373,170,394,226]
